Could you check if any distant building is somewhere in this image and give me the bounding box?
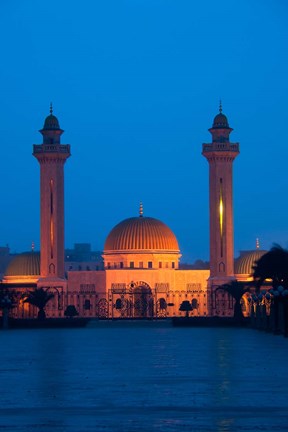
[65,244,103,271]
[179,260,210,270]
[0,246,13,280]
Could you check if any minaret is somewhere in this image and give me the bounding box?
[33,105,71,281]
[202,103,239,287]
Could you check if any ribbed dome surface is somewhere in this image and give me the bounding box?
[5,252,40,276]
[104,217,180,252]
[43,114,60,130]
[212,112,229,129]
[234,250,267,275]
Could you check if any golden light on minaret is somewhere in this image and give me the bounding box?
[219,179,224,257]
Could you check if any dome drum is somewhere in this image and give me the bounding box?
[104,252,179,270]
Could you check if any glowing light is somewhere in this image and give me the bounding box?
[219,198,223,235]
[50,217,54,259]
[219,178,224,258]
[50,179,54,259]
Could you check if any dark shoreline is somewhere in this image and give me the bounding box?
[0,316,251,329]
[172,316,250,327]
[0,317,90,329]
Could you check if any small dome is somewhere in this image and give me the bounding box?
[5,252,40,277]
[212,112,229,129]
[104,216,180,252]
[234,250,267,275]
[43,114,60,130]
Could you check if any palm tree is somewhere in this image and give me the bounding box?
[253,244,288,290]
[216,281,251,322]
[24,288,54,320]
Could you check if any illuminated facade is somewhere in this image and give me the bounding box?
[1,106,253,319]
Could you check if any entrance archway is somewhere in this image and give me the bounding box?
[130,282,154,318]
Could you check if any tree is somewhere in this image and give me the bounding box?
[253,245,288,290]
[24,288,54,320]
[179,300,193,318]
[216,281,251,321]
[64,305,79,318]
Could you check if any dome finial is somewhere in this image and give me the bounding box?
[219,99,222,113]
[50,102,53,115]
[139,202,143,217]
[31,241,35,252]
[256,238,260,249]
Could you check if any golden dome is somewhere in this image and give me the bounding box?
[104,216,180,252]
[234,250,267,275]
[5,252,40,277]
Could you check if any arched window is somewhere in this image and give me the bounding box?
[191,298,198,309]
[84,299,91,310]
[219,262,225,272]
[115,298,122,310]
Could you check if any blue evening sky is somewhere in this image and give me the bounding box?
[0,0,287,262]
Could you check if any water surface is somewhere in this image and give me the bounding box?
[0,321,287,431]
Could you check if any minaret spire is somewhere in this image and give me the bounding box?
[219,99,222,113]
[139,202,143,217]
[256,238,260,249]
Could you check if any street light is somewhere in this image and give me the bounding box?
[249,291,272,331]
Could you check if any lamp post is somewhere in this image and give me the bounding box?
[249,291,271,331]
[251,293,261,329]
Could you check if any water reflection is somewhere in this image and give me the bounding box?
[213,333,235,430]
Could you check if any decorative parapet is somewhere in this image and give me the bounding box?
[33,144,71,154]
[155,283,169,293]
[186,283,202,292]
[202,143,239,153]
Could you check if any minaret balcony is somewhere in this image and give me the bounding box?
[33,144,71,154]
[202,142,239,153]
